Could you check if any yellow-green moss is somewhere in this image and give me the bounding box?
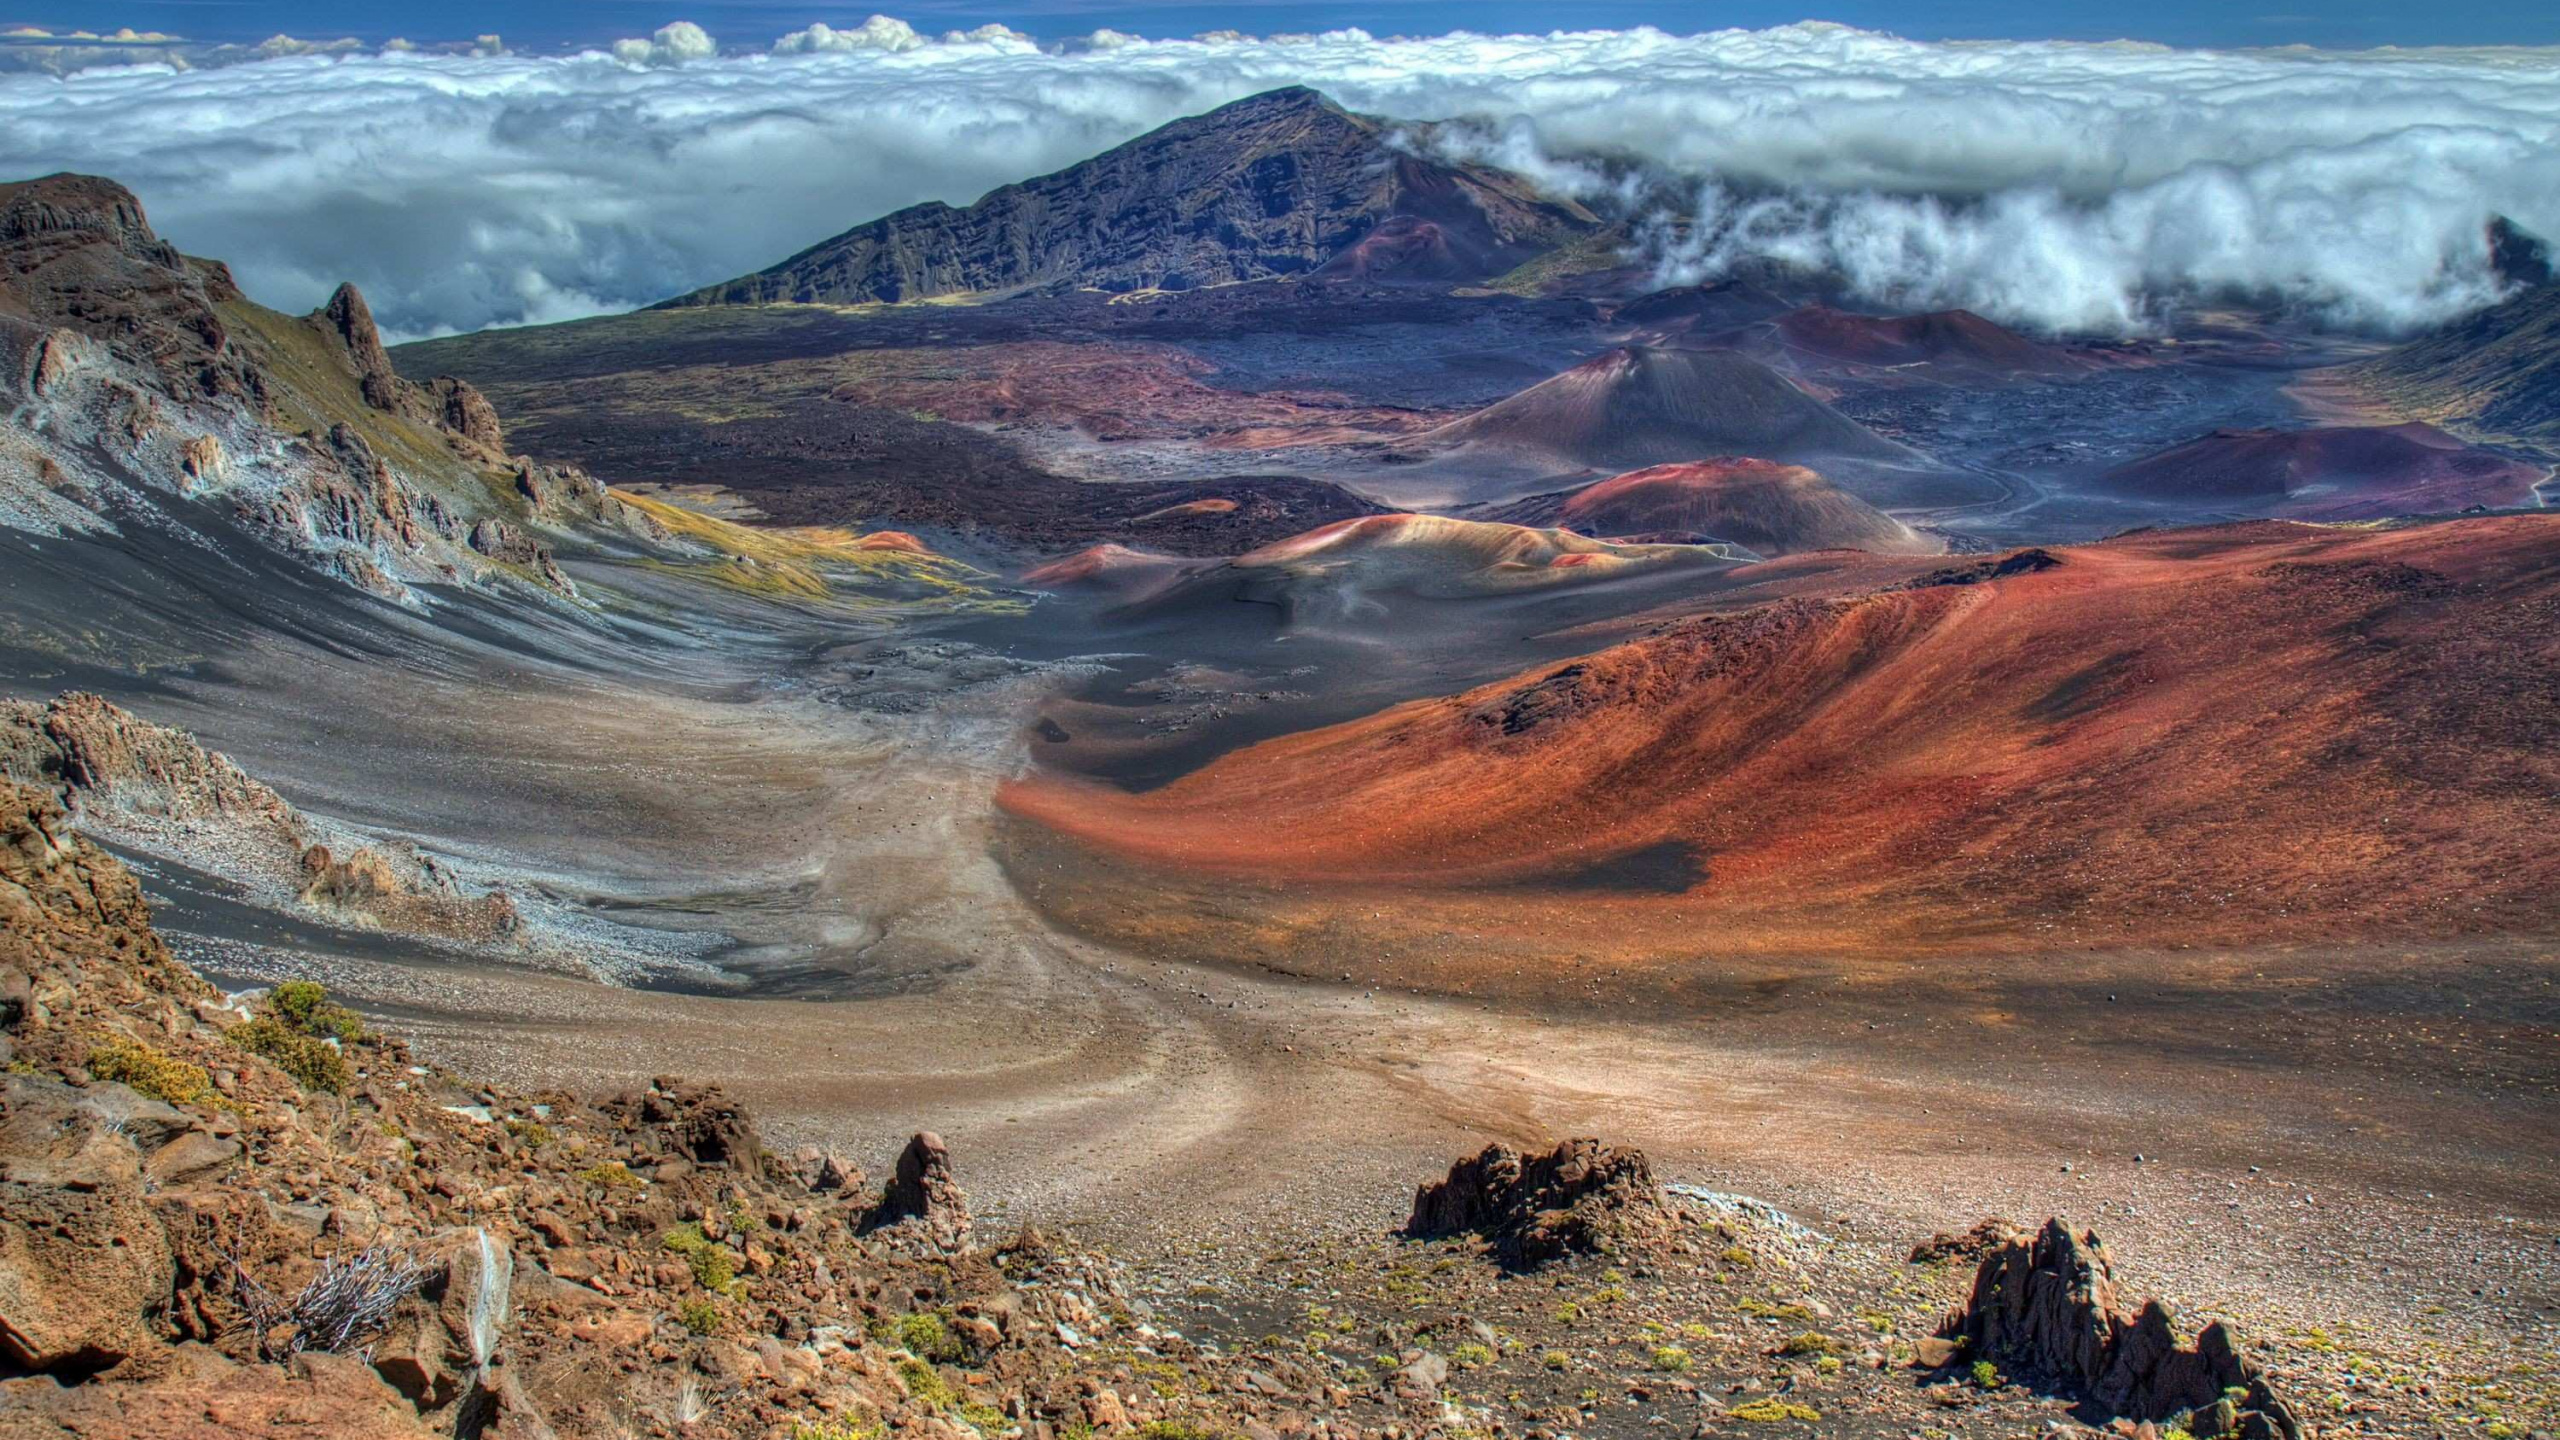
[1727,1398,1822,1423]
[87,1037,214,1105]
[230,1017,351,1094]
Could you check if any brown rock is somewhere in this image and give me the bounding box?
[866,1131,973,1253]
[0,1072,176,1376]
[317,282,401,411]
[1403,1137,1677,1268]
[144,1129,245,1186]
[1911,1216,2015,1265]
[429,376,504,453]
[1940,1219,2302,1440]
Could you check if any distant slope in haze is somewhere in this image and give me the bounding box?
[2344,283,2560,447]
[2099,423,2545,518]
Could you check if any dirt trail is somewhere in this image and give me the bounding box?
[110,623,2558,1369]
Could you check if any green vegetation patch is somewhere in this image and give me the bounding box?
[87,1037,214,1105]
[577,1161,640,1189]
[230,1017,351,1094]
[269,980,366,1041]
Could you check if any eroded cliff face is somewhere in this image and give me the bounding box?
[0,173,651,606]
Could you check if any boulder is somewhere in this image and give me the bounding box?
[1911,1216,2016,1265]
[865,1131,973,1253]
[600,1078,764,1172]
[1940,1219,2302,1440]
[1403,1137,1678,1268]
[0,1072,176,1376]
[370,1228,512,1416]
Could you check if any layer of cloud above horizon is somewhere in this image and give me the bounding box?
[5,19,2555,340]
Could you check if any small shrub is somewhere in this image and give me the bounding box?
[1542,1350,1572,1371]
[1727,1398,1821,1423]
[577,1161,639,1189]
[1650,1345,1692,1372]
[233,1244,433,1360]
[896,1355,954,1408]
[1780,1332,1833,1357]
[689,1245,736,1293]
[87,1037,213,1105]
[269,980,365,1042]
[677,1298,720,1335]
[231,1017,350,1094]
[1137,1424,1229,1440]
[1721,1245,1756,1267]
[1814,1355,1843,1376]
[661,1223,739,1294]
[1971,1358,2003,1391]
[1449,1342,1494,1369]
[1737,1298,1815,1323]
[895,1309,965,1363]
[504,1117,555,1147]
[1552,1301,1582,1324]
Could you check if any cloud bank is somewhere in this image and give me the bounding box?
[3,20,2553,339]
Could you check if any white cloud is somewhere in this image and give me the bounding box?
[608,21,716,67]
[3,21,2552,339]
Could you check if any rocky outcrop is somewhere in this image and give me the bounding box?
[299,843,520,942]
[429,376,505,454]
[1939,1219,2304,1440]
[596,1077,767,1178]
[865,1131,974,1253]
[1909,1216,2015,1265]
[318,281,401,411]
[0,780,1280,1439]
[0,173,617,606]
[0,692,521,946]
[1404,1137,1680,1269]
[0,172,260,404]
[664,86,1596,307]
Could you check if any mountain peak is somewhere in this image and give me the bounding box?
[661,89,1592,308]
[1216,84,1338,113]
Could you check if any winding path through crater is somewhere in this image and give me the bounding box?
[118,610,2558,1371]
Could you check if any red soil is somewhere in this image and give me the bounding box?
[1551,458,1936,555]
[1763,305,2084,378]
[1001,516,2560,957]
[1425,346,1909,470]
[2099,423,2545,519]
[849,530,930,554]
[1022,542,1198,590]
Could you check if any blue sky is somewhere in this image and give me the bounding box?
[17,0,2557,50]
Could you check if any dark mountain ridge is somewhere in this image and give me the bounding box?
[660,86,1599,308]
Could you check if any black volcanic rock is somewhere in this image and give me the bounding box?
[2487,216,2552,289]
[663,87,1597,307]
